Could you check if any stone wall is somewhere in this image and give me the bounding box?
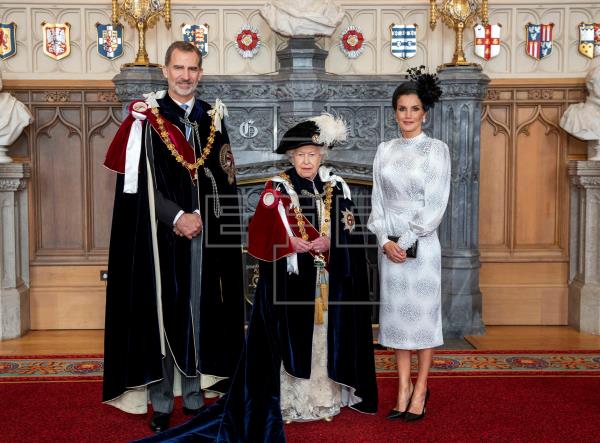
[1,0,599,80]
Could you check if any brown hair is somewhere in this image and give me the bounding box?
[392,82,422,110]
[164,41,203,68]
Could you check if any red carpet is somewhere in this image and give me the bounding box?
[1,376,599,442]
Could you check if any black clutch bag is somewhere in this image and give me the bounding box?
[387,236,418,258]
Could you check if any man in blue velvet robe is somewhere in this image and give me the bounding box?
[102,41,244,434]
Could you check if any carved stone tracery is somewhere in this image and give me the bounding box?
[572,176,600,188]
[0,178,28,192]
[528,89,554,100]
[486,89,500,101]
[442,83,488,100]
[97,92,119,103]
[44,91,71,103]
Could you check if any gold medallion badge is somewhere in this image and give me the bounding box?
[219,143,236,185]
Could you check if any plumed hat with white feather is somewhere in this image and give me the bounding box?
[275,113,347,154]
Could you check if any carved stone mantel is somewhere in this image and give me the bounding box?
[0,163,31,340]
[568,161,600,335]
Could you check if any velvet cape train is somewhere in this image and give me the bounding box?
[102,95,245,408]
[137,167,378,442]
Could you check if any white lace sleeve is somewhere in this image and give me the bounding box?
[404,140,451,245]
[367,142,389,248]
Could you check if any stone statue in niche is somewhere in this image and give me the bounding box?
[260,0,343,37]
[0,72,33,163]
[560,65,600,161]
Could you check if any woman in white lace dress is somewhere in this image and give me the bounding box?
[368,67,449,422]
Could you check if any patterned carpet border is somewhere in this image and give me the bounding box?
[1,350,599,382]
[375,349,600,376]
[0,355,104,382]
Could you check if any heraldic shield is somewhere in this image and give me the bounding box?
[390,24,417,59]
[579,23,600,59]
[42,22,71,60]
[474,23,501,60]
[97,23,123,60]
[182,24,209,57]
[526,23,554,60]
[0,22,17,60]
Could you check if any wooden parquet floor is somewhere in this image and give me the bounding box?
[0,326,599,356]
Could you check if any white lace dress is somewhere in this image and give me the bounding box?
[280,311,343,422]
[367,133,451,350]
[277,168,361,422]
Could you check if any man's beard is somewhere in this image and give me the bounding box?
[173,81,197,96]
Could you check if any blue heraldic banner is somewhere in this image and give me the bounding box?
[97,23,123,60]
[391,24,417,60]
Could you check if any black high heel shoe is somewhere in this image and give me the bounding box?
[386,408,405,420]
[403,388,429,422]
[386,386,414,420]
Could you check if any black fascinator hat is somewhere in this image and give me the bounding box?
[392,65,442,112]
[276,114,347,154]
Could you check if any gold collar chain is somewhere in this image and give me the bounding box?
[151,107,217,173]
[279,172,333,239]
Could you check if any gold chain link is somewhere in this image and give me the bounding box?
[151,107,217,172]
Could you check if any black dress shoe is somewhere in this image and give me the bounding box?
[387,385,414,420]
[183,405,206,416]
[404,388,430,422]
[149,412,171,433]
[386,408,406,420]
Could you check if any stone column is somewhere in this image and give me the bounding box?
[434,65,489,337]
[275,37,330,130]
[568,161,600,335]
[0,163,31,340]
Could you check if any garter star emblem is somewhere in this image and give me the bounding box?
[236,24,261,59]
[0,22,17,60]
[219,143,236,185]
[339,25,365,59]
[341,208,355,232]
[42,22,71,60]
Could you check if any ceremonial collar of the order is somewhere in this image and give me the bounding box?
[271,166,352,209]
[103,91,228,193]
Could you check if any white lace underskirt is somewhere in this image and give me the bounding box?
[280,311,344,422]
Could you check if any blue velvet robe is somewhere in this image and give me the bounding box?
[103,95,244,405]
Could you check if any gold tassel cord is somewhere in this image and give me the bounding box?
[320,283,328,310]
[277,173,333,325]
[319,270,328,311]
[314,296,324,324]
[314,269,328,324]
